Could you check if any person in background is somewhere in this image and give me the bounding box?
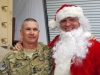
[0,18,53,75]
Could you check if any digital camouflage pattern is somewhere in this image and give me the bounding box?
[0,42,53,75]
[0,46,10,62]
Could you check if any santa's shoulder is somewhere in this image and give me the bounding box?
[88,39,100,53]
[48,35,60,47]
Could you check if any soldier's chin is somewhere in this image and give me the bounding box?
[28,40,36,44]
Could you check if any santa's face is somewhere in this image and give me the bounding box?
[60,17,80,32]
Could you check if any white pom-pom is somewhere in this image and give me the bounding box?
[84,32,91,38]
[49,20,57,30]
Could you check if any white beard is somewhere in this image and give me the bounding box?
[53,26,91,75]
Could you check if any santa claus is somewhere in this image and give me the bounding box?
[48,4,100,75]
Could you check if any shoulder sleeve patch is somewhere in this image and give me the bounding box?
[0,62,6,71]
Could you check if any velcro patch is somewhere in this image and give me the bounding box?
[0,62,6,71]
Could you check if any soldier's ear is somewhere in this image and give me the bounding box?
[20,30,23,36]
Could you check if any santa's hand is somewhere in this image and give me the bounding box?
[90,34,97,40]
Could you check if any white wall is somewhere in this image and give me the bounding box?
[13,0,48,44]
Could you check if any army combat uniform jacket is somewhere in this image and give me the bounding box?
[0,42,53,75]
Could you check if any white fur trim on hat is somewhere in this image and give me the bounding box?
[49,20,57,30]
[56,6,84,23]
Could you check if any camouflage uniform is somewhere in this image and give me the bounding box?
[0,42,53,75]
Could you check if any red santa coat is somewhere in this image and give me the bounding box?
[48,35,100,75]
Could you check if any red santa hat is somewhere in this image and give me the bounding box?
[49,4,84,30]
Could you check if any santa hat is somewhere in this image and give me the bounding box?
[49,4,84,30]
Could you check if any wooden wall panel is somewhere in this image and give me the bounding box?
[0,0,12,46]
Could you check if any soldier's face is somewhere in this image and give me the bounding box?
[20,21,40,44]
[60,17,80,32]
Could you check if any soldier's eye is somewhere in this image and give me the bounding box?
[26,28,31,30]
[33,28,38,31]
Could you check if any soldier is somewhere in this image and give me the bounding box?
[0,18,53,75]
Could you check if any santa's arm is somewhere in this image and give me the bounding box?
[48,35,60,47]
